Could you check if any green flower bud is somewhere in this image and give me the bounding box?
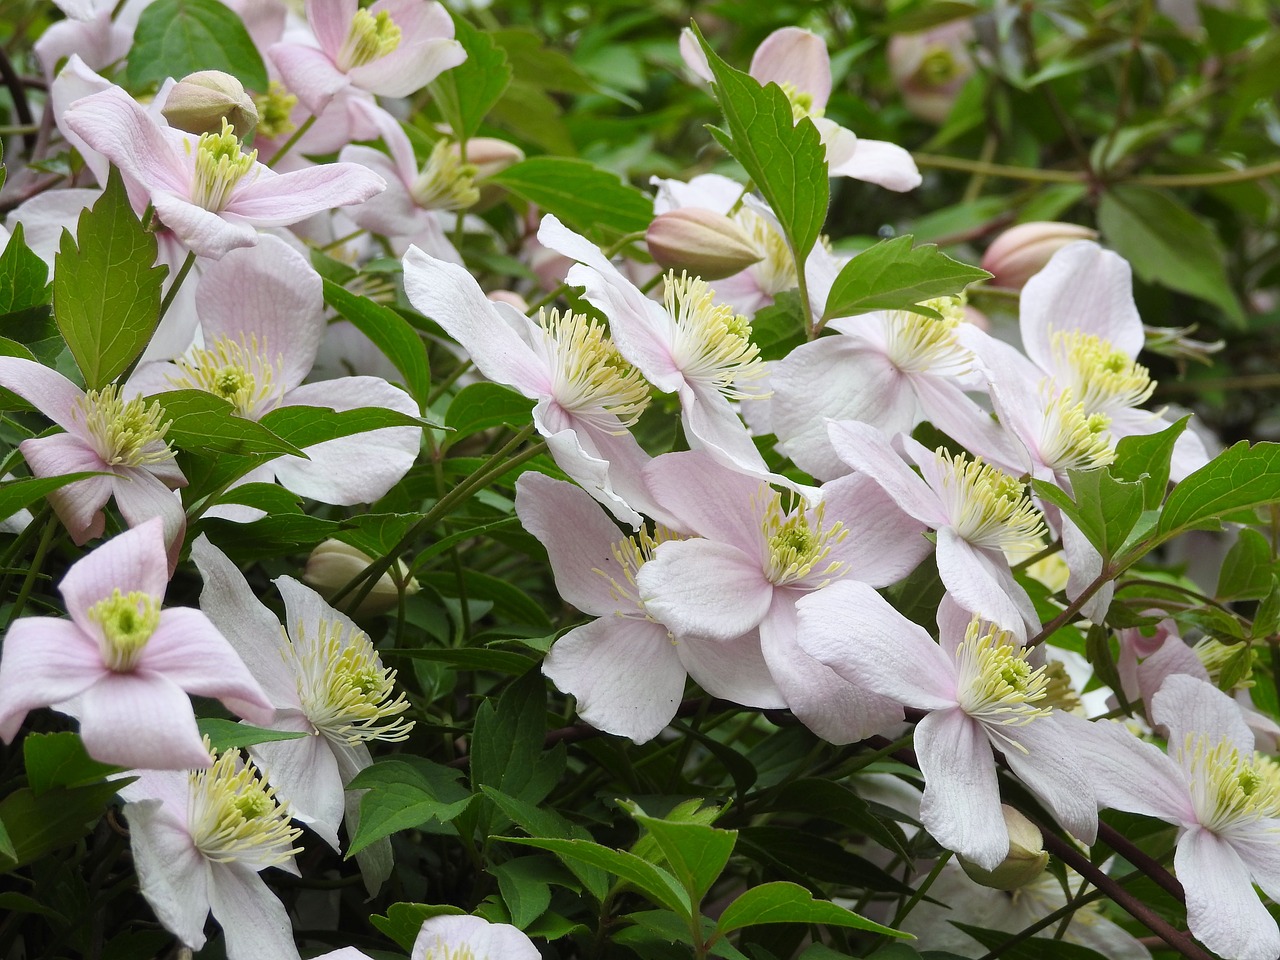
[958,805,1049,890]
[303,539,419,617]
[646,208,763,281]
[162,70,259,138]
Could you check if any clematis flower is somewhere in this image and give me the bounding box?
[0,356,187,550]
[680,26,922,192]
[410,915,539,960]
[516,471,785,744]
[796,581,1098,869]
[62,85,385,259]
[191,535,413,852]
[120,742,304,960]
[33,0,150,79]
[1084,674,1280,960]
[637,450,931,743]
[270,0,465,116]
[0,518,273,769]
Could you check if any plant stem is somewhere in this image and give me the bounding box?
[1096,821,1185,903]
[266,115,316,167]
[888,850,952,929]
[156,251,196,328]
[5,512,59,626]
[912,153,1087,183]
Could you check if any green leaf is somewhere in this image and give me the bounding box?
[820,235,990,321]
[385,647,535,676]
[213,481,303,514]
[258,404,429,450]
[0,472,110,523]
[0,223,50,314]
[151,390,307,457]
[493,857,557,929]
[632,813,737,904]
[1253,577,1280,639]
[53,168,167,389]
[1098,186,1245,327]
[0,781,127,871]
[125,0,268,91]
[749,290,808,361]
[1159,442,1280,537]
[951,921,1109,959]
[1034,469,1144,562]
[693,24,828,267]
[489,157,653,243]
[370,903,466,952]
[470,668,548,800]
[346,760,472,857]
[195,719,308,751]
[322,279,431,410]
[500,836,692,919]
[1217,528,1276,601]
[431,17,512,141]
[0,819,14,869]
[1109,417,1188,509]
[714,881,903,937]
[444,382,535,444]
[482,786,610,901]
[23,733,121,796]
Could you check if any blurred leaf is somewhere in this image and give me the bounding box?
[323,280,431,410]
[821,236,990,321]
[0,781,127,871]
[714,881,902,937]
[1158,441,1280,536]
[951,922,1109,958]
[490,157,653,242]
[432,17,512,142]
[23,733,120,796]
[125,0,268,90]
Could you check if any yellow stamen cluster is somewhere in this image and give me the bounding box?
[1037,386,1115,472]
[1050,329,1155,414]
[539,308,650,429]
[882,300,971,376]
[936,449,1045,553]
[75,385,175,468]
[778,81,825,122]
[1040,659,1083,714]
[188,741,301,866]
[286,619,414,745]
[167,334,283,418]
[955,619,1051,743]
[733,208,797,294]
[1193,637,1256,691]
[410,140,480,211]
[597,525,683,611]
[89,589,162,671]
[253,81,298,140]
[413,935,478,960]
[919,47,962,85]
[1180,735,1280,831]
[756,487,849,587]
[189,120,256,211]
[663,271,767,399]
[337,8,402,71]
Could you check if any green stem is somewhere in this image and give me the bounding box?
[888,850,952,929]
[5,512,59,627]
[912,153,1086,183]
[1129,160,1280,187]
[156,251,196,329]
[266,115,316,167]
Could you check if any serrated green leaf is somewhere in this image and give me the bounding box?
[483,786,610,901]
[1158,441,1280,537]
[1109,417,1187,510]
[821,235,990,321]
[0,223,50,314]
[490,157,653,243]
[1034,469,1144,562]
[431,18,512,141]
[195,718,308,751]
[151,389,306,457]
[23,733,121,796]
[1253,578,1280,639]
[53,168,167,389]
[0,472,110,522]
[714,881,902,937]
[346,760,472,857]
[322,279,430,410]
[632,813,737,904]
[125,0,268,91]
[444,382,535,444]
[749,290,808,361]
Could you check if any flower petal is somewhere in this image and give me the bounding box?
[829,139,922,192]
[62,86,188,196]
[19,434,111,544]
[206,862,301,960]
[250,711,342,851]
[1079,718,1195,824]
[935,531,1036,642]
[676,628,786,710]
[999,711,1098,844]
[637,539,773,642]
[1152,672,1254,757]
[153,192,259,260]
[269,40,350,114]
[76,671,211,769]
[749,27,832,112]
[0,356,88,432]
[0,618,104,741]
[820,472,931,588]
[59,517,169,634]
[411,915,539,960]
[125,798,211,950]
[641,449,764,548]
[1177,826,1280,960]
[228,162,385,226]
[916,707,1007,870]
[826,419,947,526]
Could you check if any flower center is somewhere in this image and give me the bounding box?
[936,449,1045,553]
[882,297,971,375]
[286,619,414,744]
[733,208,798,294]
[74,385,175,468]
[1036,385,1114,472]
[1049,329,1155,415]
[757,487,848,587]
[662,271,767,399]
[778,81,825,122]
[166,334,283,418]
[88,589,161,671]
[189,119,256,212]
[919,47,961,85]
[415,936,478,960]
[596,525,683,614]
[188,741,301,866]
[410,140,480,211]
[539,308,651,429]
[1181,735,1280,831]
[954,619,1051,743]
[1193,637,1255,692]
[337,8,402,71]
[253,81,298,140]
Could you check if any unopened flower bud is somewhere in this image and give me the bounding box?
[981,222,1098,290]
[304,539,419,617]
[647,208,763,281]
[162,70,259,137]
[958,805,1049,890]
[487,290,529,312]
[451,137,524,180]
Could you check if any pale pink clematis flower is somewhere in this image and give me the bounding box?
[270,0,465,116]
[33,0,151,79]
[797,581,1098,869]
[680,26,922,192]
[0,518,273,769]
[1084,674,1280,960]
[61,85,385,259]
[411,914,539,960]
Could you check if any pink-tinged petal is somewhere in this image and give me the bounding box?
[813,118,857,168]
[1169,424,1211,482]
[1152,673,1254,758]
[1230,821,1280,903]
[651,173,745,217]
[936,531,1035,642]
[998,711,1098,843]
[761,592,902,743]
[196,235,322,392]
[62,86,188,196]
[1130,630,1208,715]
[275,576,363,669]
[540,419,644,530]
[269,41,350,115]
[916,707,1007,870]
[637,539,773,642]
[820,473,931,588]
[250,711,342,851]
[138,608,274,724]
[0,356,88,432]
[49,57,112,185]
[402,247,549,395]
[411,915,539,960]
[750,27,832,111]
[346,100,420,186]
[913,375,1027,474]
[515,471,637,617]
[576,418,663,526]
[153,192,259,260]
[60,517,169,633]
[681,382,771,479]
[76,672,210,769]
[1080,719,1195,824]
[795,579,959,710]
[227,162,386,225]
[19,434,111,543]
[111,469,187,561]
[307,0,358,57]
[1060,515,1112,625]
[348,36,465,99]
[5,188,100,266]
[189,536,297,707]
[1176,827,1280,960]
[0,618,105,741]
[1020,242,1143,372]
[826,419,947,526]
[125,799,211,950]
[642,450,763,548]
[206,862,301,960]
[829,139,922,192]
[542,617,687,744]
[340,146,426,238]
[676,628,786,710]
[678,27,713,83]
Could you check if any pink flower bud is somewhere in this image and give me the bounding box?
[161,70,259,137]
[646,208,762,281]
[451,137,524,180]
[981,222,1099,289]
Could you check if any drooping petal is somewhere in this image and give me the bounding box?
[749,27,832,112]
[916,707,1007,870]
[677,27,713,83]
[19,434,111,543]
[226,162,386,225]
[125,799,212,950]
[250,710,342,851]
[152,192,260,260]
[637,539,773,642]
[0,618,105,741]
[935,531,1035,642]
[76,671,211,769]
[999,711,1098,844]
[828,138,922,192]
[680,383,775,483]
[0,356,90,432]
[540,420,643,530]
[110,469,187,561]
[206,862,302,960]
[826,419,948,526]
[1176,826,1280,960]
[59,516,169,635]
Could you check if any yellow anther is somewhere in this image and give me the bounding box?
[167,334,283,418]
[89,589,162,671]
[757,487,848,587]
[337,9,402,71]
[74,385,175,468]
[936,449,1045,553]
[663,271,767,399]
[189,119,256,211]
[410,140,480,211]
[955,619,1051,745]
[1050,329,1155,414]
[538,308,650,430]
[189,741,301,866]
